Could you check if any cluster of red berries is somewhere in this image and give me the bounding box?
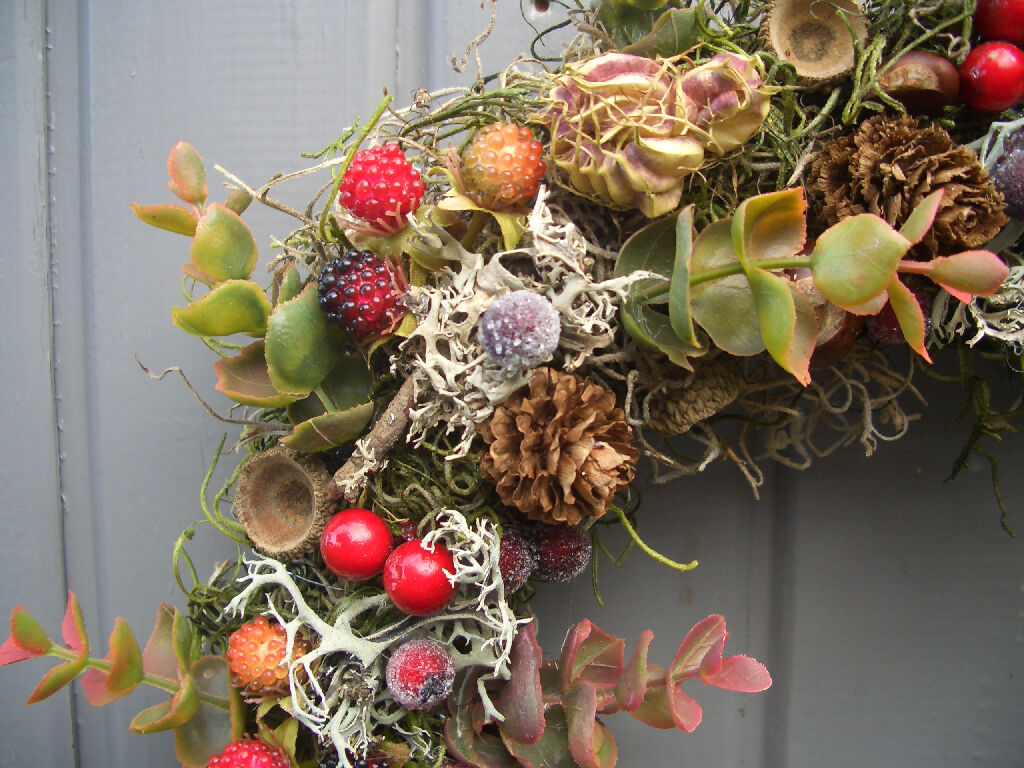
[206,738,289,768]
[317,250,407,344]
[337,144,425,234]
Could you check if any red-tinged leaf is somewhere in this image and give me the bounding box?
[172,610,198,670]
[181,260,219,286]
[898,190,943,246]
[667,684,703,732]
[668,207,698,346]
[131,203,198,236]
[279,403,375,452]
[732,187,807,268]
[61,590,88,656]
[497,623,545,745]
[26,656,87,704]
[0,607,51,663]
[559,621,625,692]
[670,615,726,681]
[924,250,1010,303]
[614,629,653,712]
[167,142,207,206]
[189,203,258,282]
[564,681,600,768]
[214,342,297,408]
[590,721,617,768]
[271,263,302,306]
[81,618,144,705]
[143,604,180,680]
[886,277,931,362]
[129,674,199,734]
[747,268,815,385]
[174,656,239,766]
[224,189,252,216]
[171,280,272,337]
[446,669,519,768]
[701,655,772,693]
[698,633,726,679]
[503,706,578,768]
[628,673,675,730]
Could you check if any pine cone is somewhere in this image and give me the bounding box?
[810,115,1008,254]
[478,368,638,526]
[647,361,744,437]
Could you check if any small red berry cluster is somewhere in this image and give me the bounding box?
[338,144,425,234]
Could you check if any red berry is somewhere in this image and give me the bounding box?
[975,0,1024,46]
[959,41,1024,112]
[338,144,425,234]
[498,530,537,593]
[533,525,592,583]
[385,638,456,710]
[320,508,394,581]
[460,123,546,210]
[383,540,457,616]
[318,249,408,343]
[207,737,289,768]
[226,616,309,695]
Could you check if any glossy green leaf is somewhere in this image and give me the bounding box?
[181,261,219,287]
[614,214,675,288]
[224,189,252,216]
[174,656,240,767]
[81,618,144,706]
[497,622,546,746]
[190,203,258,282]
[130,674,199,734]
[885,277,930,362]
[171,280,271,337]
[731,188,807,268]
[748,269,815,385]
[503,706,577,768]
[615,629,653,712]
[131,203,198,236]
[167,142,207,206]
[922,250,1010,303]
[213,342,297,408]
[271,263,302,306]
[811,215,909,311]
[0,607,51,664]
[280,402,375,452]
[172,610,199,670]
[142,604,179,680]
[622,8,701,57]
[668,207,698,346]
[898,190,943,246]
[265,283,347,398]
[315,352,373,412]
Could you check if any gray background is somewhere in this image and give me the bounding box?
[2,1,1022,766]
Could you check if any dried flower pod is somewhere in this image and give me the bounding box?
[234,446,334,561]
[762,0,868,86]
[809,115,1009,253]
[477,367,638,526]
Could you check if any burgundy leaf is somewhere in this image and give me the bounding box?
[614,629,653,712]
[564,680,600,768]
[667,684,703,732]
[559,620,625,692]
[497,623,546,745]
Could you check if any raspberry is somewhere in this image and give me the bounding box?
[460,123,546,210]
[533,524,592,583]
[338,144,425,234]
[478,290,561,374]
[866,282,934,345]
[207,737,289,768]
[385,638,456,710]
[226,616,308,695]
[498,529,537,594]
[318,250,407,343]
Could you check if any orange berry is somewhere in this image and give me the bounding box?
[226,616,309,695]
[460,122,546,210]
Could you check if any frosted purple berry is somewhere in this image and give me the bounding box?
[992,147,1024,220]
[533,525,592,583]
[478,290,561,374]
[385,638,455,711]
[498,530,537,594]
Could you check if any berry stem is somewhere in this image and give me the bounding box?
[461,210,489,250]
[612,506,698,572]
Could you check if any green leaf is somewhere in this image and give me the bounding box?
[81,618,144,706]
[0,607,51,664]
[224,189,252,216]
[167,142,207,206]
[26,657,88,704]
[265,283,348,398]
[615,629,653,712]
[315,352,373,412]
[130,674,199,734]
[622,9,701,57]
[811,215,909,312]
[181,261,219,287]
[614,214,675,287]
[280,402,375,452]
[497,622,546,746]
[174,656,240,767]
[172,610,199,671]
[271,263,302,306]
[731,188,807,269]
[142,604,179,680]
[26,590,92,701]
[503,706,578,768]
[171,280,272,337]
[747,269,815,385]
[898,190,943,246]
[621,299,704,368]
[885,277,930,362]
[668,207,698,346]
[131,203,198,236]
[189,203,258,282]
[596,0,663,49]
[214,342,297,408]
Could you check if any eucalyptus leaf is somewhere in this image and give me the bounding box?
[280,403,375,452]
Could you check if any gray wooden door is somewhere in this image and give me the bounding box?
[3,2,1023,766]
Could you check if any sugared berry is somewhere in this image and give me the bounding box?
[993,146,1024,219]
[533,524,592,583]
[383,540,457,616]
[385,638,456,710]
[498,530,537,593]
[207,737,289,768]
[318,249,407,343]
[460,123,546,210]
[338,144,425,234]
[226,616,309,695]
[478,290,561,374]
[320,508,394,581]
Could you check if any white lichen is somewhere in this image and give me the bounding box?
[934,267,1024,353]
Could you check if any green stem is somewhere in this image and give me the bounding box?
[613,507,698,572]
[460,210,489,250]
[636,255,813,302]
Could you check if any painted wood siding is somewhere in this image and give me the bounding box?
[2,2,1022,766]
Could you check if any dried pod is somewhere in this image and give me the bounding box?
[235,446,334,561]
[878,52,960,115]
[762,0,868,86]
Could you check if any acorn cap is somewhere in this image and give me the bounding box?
[234,446,333,561]
[762,0,868,86]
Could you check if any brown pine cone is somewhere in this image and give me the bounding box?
[477,368,638,526]
[647,361,744,437]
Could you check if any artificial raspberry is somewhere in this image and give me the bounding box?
[338,144,425,234]
[318,250,407,343]
[226,616,308,695]
[206,737,289,768]
[498,529,537,594]
[460,122,546,210]
[533,524,592,583]
[385,638,456,710]
[866,282,934,345]
[478,290,561,374]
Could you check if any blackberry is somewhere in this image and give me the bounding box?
[318,250,407,344]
